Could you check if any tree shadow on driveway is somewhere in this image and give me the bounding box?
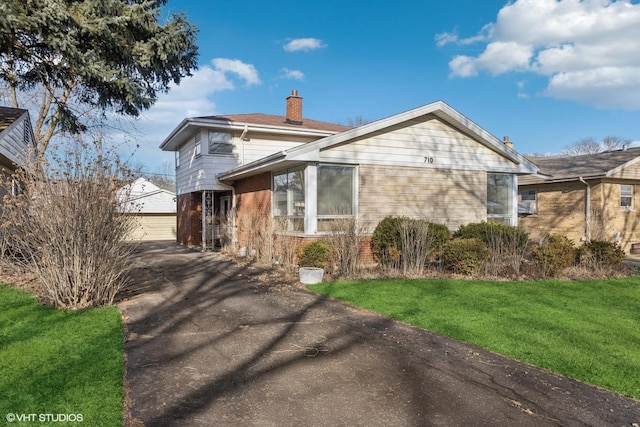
[118,242,640,426]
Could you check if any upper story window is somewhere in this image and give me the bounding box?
[194,131,202,156]
[208,131,234,155]
[175,150,180,169]
[621,184,633,209]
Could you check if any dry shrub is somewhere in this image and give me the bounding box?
[234,212,300,267]
[0,141,138,309]
[400,219,449,275]
[324,217,366,277]
[530,234,576,278]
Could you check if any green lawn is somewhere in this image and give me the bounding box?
[310,277,640,400]
[0,285,123,426]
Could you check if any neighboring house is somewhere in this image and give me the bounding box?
[519,148,640,253]
[118,177,177,241]
[0,106,35,199]
[160,91,538,254]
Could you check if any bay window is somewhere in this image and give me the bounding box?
[273,168,305,232]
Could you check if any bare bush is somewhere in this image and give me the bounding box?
[325,217,366,277]
[234,212,301,267]
[0,140,138,309]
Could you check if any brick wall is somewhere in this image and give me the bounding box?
[177,192,202,247]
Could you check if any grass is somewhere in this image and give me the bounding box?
[310,277,640,400]
[0,285,123,426]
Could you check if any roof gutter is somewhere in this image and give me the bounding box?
[578,177,591,242]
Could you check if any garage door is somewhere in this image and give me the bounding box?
[127,214,177,241]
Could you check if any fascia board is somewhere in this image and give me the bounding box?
[160,117,337,151]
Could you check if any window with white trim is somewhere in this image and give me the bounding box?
[317,165,356,232]
[194,131,201,156]
[487,173,514,225]
[273,168,305,232]
[175,150,180,168]
[621,184,633,209]
[208,131,234,155]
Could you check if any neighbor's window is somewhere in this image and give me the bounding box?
[194,131,202,156]
[273,168,305,232]
[317,165,356,231]
[518,189,537,215]
[208,131,234,155]
[487,173,514,225]
[621,185,633,208]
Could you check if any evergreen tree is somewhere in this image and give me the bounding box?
[0,0,198,156]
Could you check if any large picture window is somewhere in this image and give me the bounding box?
[208,131,234,155]
[273,168,305,232]
[487,173,514,225]
[317,165,355,232]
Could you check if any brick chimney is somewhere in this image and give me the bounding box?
[503,135,514,149]
[285,89,303,125]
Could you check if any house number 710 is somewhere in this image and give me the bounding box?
[424,157,434,163]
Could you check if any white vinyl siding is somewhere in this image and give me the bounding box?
[319,116,519,173]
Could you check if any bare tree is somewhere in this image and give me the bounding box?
[342,115,371,127]
[561,136,632,156]
[561,137,602,155]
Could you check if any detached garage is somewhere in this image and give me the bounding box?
[119,177,177,241]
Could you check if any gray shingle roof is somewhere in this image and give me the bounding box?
[523,147,640,184]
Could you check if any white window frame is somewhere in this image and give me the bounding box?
[272,167,306,233]
[175,150,180,169]
[487,173,516,225]
[208,131,234,156]
[194,131,202,157]
[316,164,358,233]
[621,184,633,210]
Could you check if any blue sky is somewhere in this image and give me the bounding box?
[135,0,640,173]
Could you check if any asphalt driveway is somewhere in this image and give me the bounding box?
[119,242,640,426]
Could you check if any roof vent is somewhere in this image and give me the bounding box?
[285,90,303,125]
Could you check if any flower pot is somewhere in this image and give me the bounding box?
[299,267,324,284]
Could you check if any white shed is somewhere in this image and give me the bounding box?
[118,177,177,241]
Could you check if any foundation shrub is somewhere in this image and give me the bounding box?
[530,234,575,278]
[577,240,625,268]
[454,221,529,276]
[370,216,403,268]
[442,238,489,275]
[325,217,365,277]
[371,216,450,272]
[297,240,333,271]
[399,219,450,275]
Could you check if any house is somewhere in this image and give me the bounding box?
[0,106,35,198]
[160,91,538,255]
[117,177,177,241]
[160,90,350,248]
[519,147,640,253]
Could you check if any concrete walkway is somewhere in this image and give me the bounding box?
[119,242,640,426]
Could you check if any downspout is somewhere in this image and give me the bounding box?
[578,177,591,242]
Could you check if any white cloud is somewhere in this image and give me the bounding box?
[211,58,261,86]
[440,0,640,109]
[283,38,327,52]
[279,68,305,80]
